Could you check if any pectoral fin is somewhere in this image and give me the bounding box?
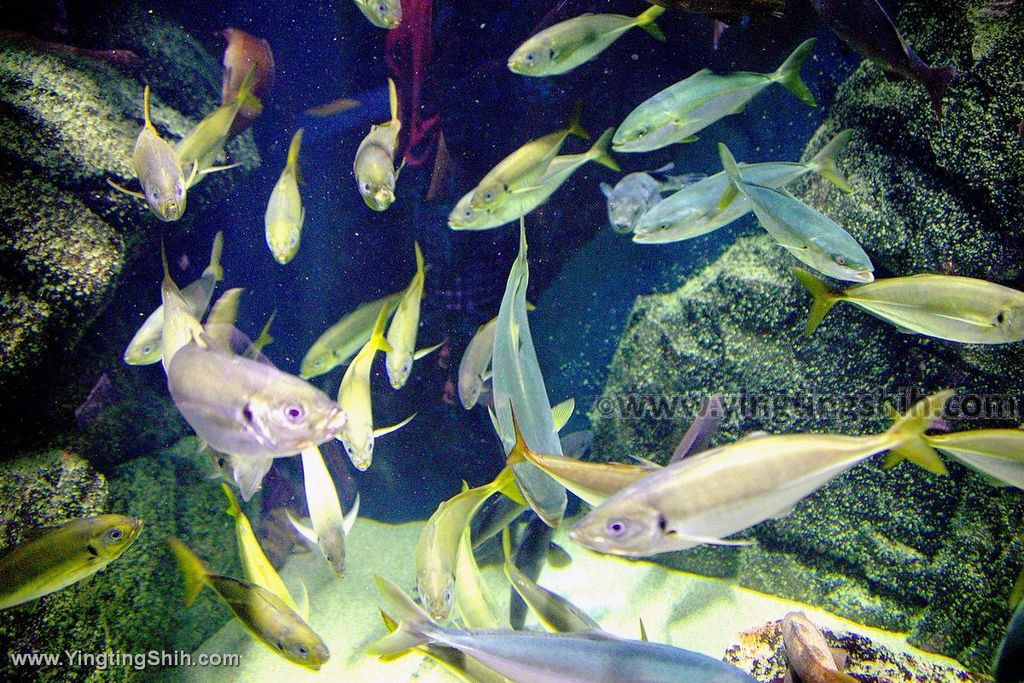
[373,413,416,438]
[199,162,242,176]
[342,493,361,535]
[413,342,444,360]
[106,178,145,199]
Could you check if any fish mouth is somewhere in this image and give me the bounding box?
[851,270,875,283]
[158,201,183,221]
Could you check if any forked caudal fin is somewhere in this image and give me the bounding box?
[922,64,957,127]
[565,100,590,142]
[791,268,841,335]
[588,129,621,172]
[634,5,666,42]
[369,575,440,656]
[166,537,210,607]
[881,389,953,475]
[772,38,817,108]
[808,129,854,193]
[203,230,225,282]
[716,143,743,209]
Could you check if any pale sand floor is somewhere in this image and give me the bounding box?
[172,517,976,682]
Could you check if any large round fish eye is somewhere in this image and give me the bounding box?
[105,527,124,543]
[834,255,848,266]
[284,405,305,422]
[605,519,629,537]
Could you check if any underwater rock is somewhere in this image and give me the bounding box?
[0,444,241,683]
[0,4,260,448]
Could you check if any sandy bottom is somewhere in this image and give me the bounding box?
[169,517,975,682]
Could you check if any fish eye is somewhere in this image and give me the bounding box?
[605,519,629,537]
[482,189,495,202]
[635,128,647,138]
[443,590,452,604]
[105,527,124,542]
[142,343,154,355]
[462,208,474,219]
[834,255,848,266]
[367,440,374,452]
[377,2,388,14]
[345,444,355,456]
[525,52,536,64]
[548,48,555,60]
[276,641,284,651]
[362,181,371,193]
[297,646,309,657]
[997,310,1007,324]
[284,405,305,422]
[402,361,411,375]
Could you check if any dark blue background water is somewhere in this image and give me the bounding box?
[114,0,859,520]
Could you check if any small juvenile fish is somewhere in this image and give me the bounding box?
[0,515,142,610]
[719,144,873,283]
[781,612,857,683]
[353,0,402,29]
[337,303,413,470]
[386,242,442,389]
[458,317,497,409]
[222,484,304,616]
[810,0,957,124]
[265,128,305,265]
[613,39,817,152]
[570,391,952,557]
[793,268,1024,343]
[167,538,329,670]
[470,105,589,210]
[508,6,666,77]
[124,231,224,365]
[221,28,275,135]
[372,576,758,682]
[354,79,402,211]
[601,164,701,233]
[108,85,192,221]
[633,130,853,242]
[298,445,357,577]
[449,129,620,230]
[300,291,404,379]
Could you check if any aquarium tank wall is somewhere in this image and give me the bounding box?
[0,0,1022,681]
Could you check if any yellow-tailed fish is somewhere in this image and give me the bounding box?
[501,527,598,633]
[265,128,305,265]
[781,612,858,683]
[371,576,757,682]
[245,312,276,361]
[159,241,206,376]
[354,78,402,211]
[793,268,1024,342]
[508,6,665,77]
[469,104,589,210]
[0,515,142,610]
[570,391,952,557]
[386,242,442,388]
[108,85,193,221]
[175,67,261,183]
[613,39,817,153]
[300,291,404,379]
[222,483,305,617]
[449,129,619,230]
[353,0,402,29]
[298,445,359,577]
[415,467,521,622]
[337,303,414,470]
[124,231,224,365]
[167,538,329,670]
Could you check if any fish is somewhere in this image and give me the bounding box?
[569,390,952,557]
[490,221,568,528]
[354,78,402,211]
[613,38,817,153]
[458,317,498,409]
[507,6,666,77]
[337,301,414,470]
[449,129,620,231]
[175,68,260,183]
[385,243,442,388]
[304,98,361,117]
[781,612,857,683]
[265,128,306,265]
[123,231,224,365]
[353,0,402,29]
[809,0,957,124]
[371,576,758,682]
[469,105,589,211]
[455,518,508,630]
[167,538,329,670]
[222,483,305,617]
[600,164,702,233]
[502,527,598,633]
[221,28,275,136]
[167,339,347,459]
[300,291,404,379]
[297,445,358,577]
[633,130,853,242]
[0,515,142,610]
[159,241,206,376]
[916,428,1024,489]
[107,85,193,221]
[718,144,874,283]
[669,395,724,463]
[415,468,521,622]
[793,268,1024,343]
[997,600,1024,683]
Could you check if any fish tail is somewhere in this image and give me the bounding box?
[368,576,439,656]
[635,5,666,42]
[808,129,854,193]
[222,482,241,518]
[250,311,276,356]
[287,128,304,169]
[773,38,817,107]
[566,100,590,141]
[881,389,953,475]
[921,64,957,127]
[414,241,425,278]
[716,143,742,209]
[370,299,394,354]
[588,128,620,172]
[387,77,399,125]
[791,267,841,335]
[142,84,154,131]
[166,537,209,606]
[235,66,263,113]
[506,407,537,468]
[204,230,225,282]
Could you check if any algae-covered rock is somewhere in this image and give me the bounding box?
[0,3,260,446]
[0,442,239,683]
